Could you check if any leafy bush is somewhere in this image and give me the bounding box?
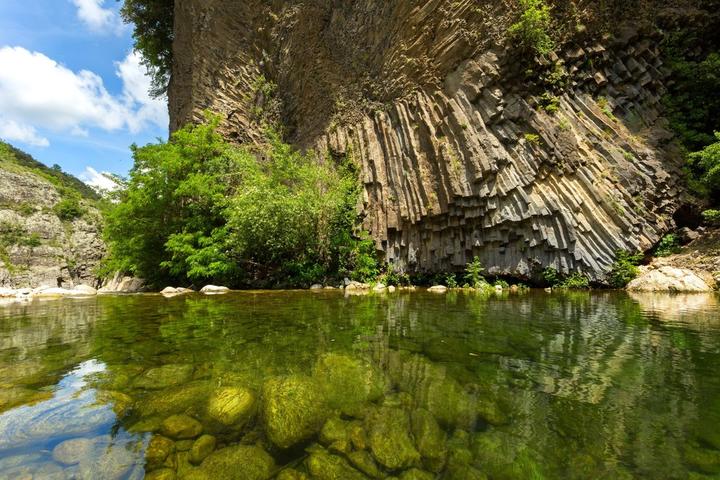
[103,114,372,288]
[445,274,458,289]
[508,0,554,55]
[378,264,410,287]
[608,250,642,288]
[688,133,720,200]
[53,197,84,221]
[464,257,486,288]
[543,267,590,289]
[654,234,682,257]
[702,209,720,226]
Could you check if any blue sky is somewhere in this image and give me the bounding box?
[0,0,169,188]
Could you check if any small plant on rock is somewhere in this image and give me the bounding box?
[508,0,554,55]
[464,257,486,288]
[654,233,682,257]
[608,250,642,288]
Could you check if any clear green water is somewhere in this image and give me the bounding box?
[0,290,719,480]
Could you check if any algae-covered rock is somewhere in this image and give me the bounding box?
[137,381,212,418]
[277,469,310,480]
[684,444,720,474]
[189,435,216,465]
[196,445,275,480]
[161,414,203,439]
[262,375,328,449]
[134,364,194,389]
[313,353,386,416]
[206,387,255,427]
[145,434,175,468]
[411,408,447,472]
[307,449,369,480]
[471,430,544,480]
[145,468,176,480]
[399,468,436,480]
[320,417,350,445]
[349,421,368,450]
[366,407,420,470]
[347,450,382,478]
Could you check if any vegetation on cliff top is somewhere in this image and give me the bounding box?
[102,114,378,288]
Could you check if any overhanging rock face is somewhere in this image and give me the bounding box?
[170,0,687,280]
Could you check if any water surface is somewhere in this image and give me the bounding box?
[0,290,719,479]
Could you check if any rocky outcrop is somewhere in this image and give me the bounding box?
[627,266,712,292]
[169,1,695,280]
[0,167,104,289]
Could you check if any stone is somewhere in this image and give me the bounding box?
[388,285,396,293]
[195,445,275,480]
[470,430,543,480]
[411,408,447,472]
[306,449,369,480]
[262,375,328,449]
[277,469,310,480]
[206,387,255,426]
[136,381,212,417]
[72,284,97,295]
[320,417,350,445]
[145,469,177,480]
[313,353,386,415]
[399,469,436,480]
[145,435,175,467]
[161,414,203,439]
[627,266,712,292]
[347,450,382,478]
[77,440,137,480]
[161,287,179,294]
[366,407,420,470]
[52,437,98,465]
[310,284,324,290]
[200,285,230,294]
[373,283,387,292]
[428,286,448,293]
[189,434,216,465]
[134,364,194,389]
[345,281,371,291]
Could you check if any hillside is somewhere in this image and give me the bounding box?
[0,142,105,288]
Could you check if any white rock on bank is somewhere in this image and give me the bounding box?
[345,281,371,291]
[428,285,448,293]
[627,266,712,292]
[310,284,323,290]
[161,287,179,294]
[0,288,16,298]
[387,285,396,293]
[373,283,387,292]
[200,285,230,294]
[73,285,97,295]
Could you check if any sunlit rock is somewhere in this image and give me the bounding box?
[206,387,255,427]
[161,414,203,439]
[137,381,212,417]
[627,266,712,292]
[428,286,448,293]
[76,439,138,480]
[200,285,230,294]
[262,375,328,449]
[52,437,104,466]
[366,407,420,470]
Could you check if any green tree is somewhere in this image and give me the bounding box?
[508,0,554,55]
[688,133,720,201]
[464,257,486,288]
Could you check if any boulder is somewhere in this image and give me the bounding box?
[200,285,230,294]
[98,272,146,293]
[206,387,255,427]
[373,283,387,292]
[145,435,175,468]
[262,375,328,449]
[627,266,712,292]
[411,409,447,472]
[313,353,386,415]
[72,284,97,295]
[310,284,324,290]
[189,434,216,465]
[366,407,420,470]
[306,449,369,480]
[161,287,179,294]
[145,469,177,480]
[134,364,194,390]
[195,445,275,480]
[388,285,396,293]
[277,469,310,480]
[428,286,448,293]
[76,440,138,480]
[52,437,101,465]
[136,381,212,417]
[161,414,203,439]
[400,469,436,480]
[345,281,371,291]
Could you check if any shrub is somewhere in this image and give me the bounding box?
[508,0,554,55]
[524,133,541,144]
[539,93,560,114]
[464,257,486,288]
[608,250,642,288]
[688,133,720,200]
[53,198,84,221]
[702,209,720,226]
[445,274,458,289]
[543,267,590,289]
[654,234,682,257]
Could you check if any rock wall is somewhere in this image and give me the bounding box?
[0,167,105,288]
[169,0,692,280]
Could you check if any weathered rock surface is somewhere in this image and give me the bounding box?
[0,167,104,289]
[98,272,146,293]
[170,1,692,280]
[627,266,712,292]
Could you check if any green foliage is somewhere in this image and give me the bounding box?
[53,197,84,221]
[538,93,560,114]
[654,234,682,257]
[0,222,41,249]
[378,264,410,287]
[508,0,554,55]
[687,133,720,201]
[542,267,560,286]
[445,274,458,289]
[464,257,486,288]
[120,0,174,97]
[543,267,590,289]
[103,114,371,288]
[702,209,720,226]
[524,133,541,145]
[608,250,642,288]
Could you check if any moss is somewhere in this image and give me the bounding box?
[366,406,420,470]
[411,409,447,472]
[313,353,386,415]
[306,449,368,480]
[471,430,545,480]
[262,375,328,449]
[684,445,720,474]
[206,387,256,427]
[195,445,275,480]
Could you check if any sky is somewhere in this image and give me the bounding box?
[0,0,169,189]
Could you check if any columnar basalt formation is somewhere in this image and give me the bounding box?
[170,0,692,280]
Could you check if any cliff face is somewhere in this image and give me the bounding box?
[169,0,697,280]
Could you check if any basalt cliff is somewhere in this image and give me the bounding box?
[168,0,710,281]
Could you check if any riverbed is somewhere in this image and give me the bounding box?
[0,290,719,479]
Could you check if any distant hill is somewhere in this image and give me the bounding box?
[0,141,99,200]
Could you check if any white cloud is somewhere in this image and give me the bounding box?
[0,119,49,147]
[0,46,168,148]
[79,166,120,191]
[70,0,122,33]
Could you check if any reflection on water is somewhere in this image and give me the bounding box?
[0,291,718,479]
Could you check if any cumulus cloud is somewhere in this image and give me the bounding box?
[0,46,168,148]
[79,166,120,191]
[70,0,122,33]
[0,119,49,147]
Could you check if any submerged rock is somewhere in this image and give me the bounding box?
[206,387,255,427]
[277,468,310,480]
[262,375,328,449]
[313,353,386,415]
[145,468,177,480]
[137,381,212,418]
[196,445,275,480]
[134,364,194,390]
[52,437,102,465]
[347,450,383,478]
[307,449,369,480]
[411,408,447,472]
[366,407,420,470]
[145,435,175,468]
[189,434,216,465]
[400,469,436,480]
[77,440,138,480]
[471,430,544,480]
[161,414,203,439]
